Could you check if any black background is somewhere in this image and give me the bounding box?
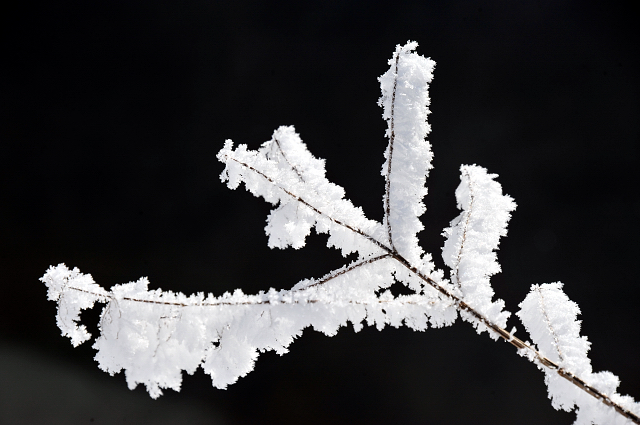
[2,1,639,424]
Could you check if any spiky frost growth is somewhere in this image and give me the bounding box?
[442,165,516,336]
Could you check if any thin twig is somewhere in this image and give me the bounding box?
[271,136,305,182]
[225,156,390,253]
[535,286,565,362]
[301,254,391,289]
[383,51,401,252]
[63,285,436,308]
[452,168,474,290]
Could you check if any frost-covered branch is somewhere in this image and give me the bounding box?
[383,49,400,252]
[41,42,638,424]
[442,165,515,335]
[379,42,435,264]
[517,283,639,423]
[42,261,443,397]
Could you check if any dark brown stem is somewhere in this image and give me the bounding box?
[452,169,474,290]
[301,254,391,289]
[271,136,305,182]
[535,286,565,362]
[63,285,434,308]
[225,156,390,253]
[383,51,401,252]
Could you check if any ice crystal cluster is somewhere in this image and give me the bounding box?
[41,42,639,424]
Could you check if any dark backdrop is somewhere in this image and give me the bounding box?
[2,1,638,424]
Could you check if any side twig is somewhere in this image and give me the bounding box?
[383,51,401,252]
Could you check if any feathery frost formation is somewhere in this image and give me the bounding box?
[442,165,516,336]
[518,283,639,424]
[41,42,638,423]
[218,125,384,257]
[43,264,109,347]
[378,41,434,267]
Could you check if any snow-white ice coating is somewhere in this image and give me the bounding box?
[442,165,516,336]
[518,283,639,423]
[41,42,638,424]
[218,125,385,258]
[378,41,435,267]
